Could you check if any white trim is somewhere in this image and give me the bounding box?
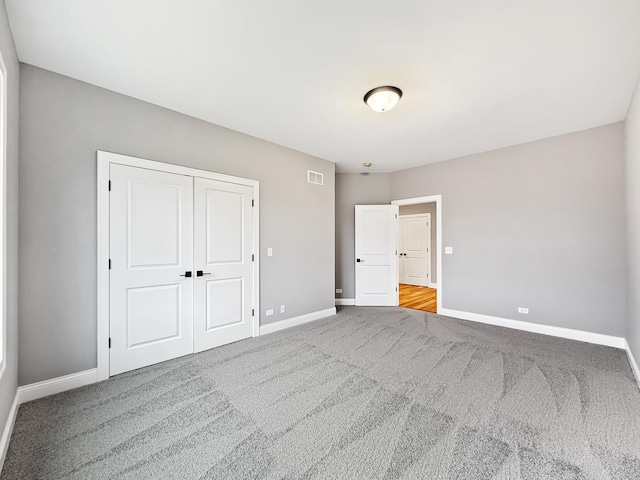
[0,394,17,471]
[440,308,626,349]
[392,195,442,315]
[335,298,355,306]
[259,308,337,335]
[97,151,260,381]
[16,369,98,405]
[625,341,640,386]
[98,151,261,187]
[0,38,7,380]
[428,283,438,289]
[97,156,110,381]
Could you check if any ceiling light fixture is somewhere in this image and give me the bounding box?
[363,162,372,167]
[364,86,403,112]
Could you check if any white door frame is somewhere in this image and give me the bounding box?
[398,213,431,286]
[391,195,442,315]
[97,151,260,381]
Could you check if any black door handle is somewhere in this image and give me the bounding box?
[356,259,361,262]
[179,271,192,278]
[196,271,212,277]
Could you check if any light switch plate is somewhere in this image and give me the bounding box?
[445,246,453,254]
[266,309,274,316]
[267,248,273,256]
[336,288,343,294]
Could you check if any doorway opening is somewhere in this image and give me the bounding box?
[392,195,442,315]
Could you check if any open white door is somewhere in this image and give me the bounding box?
[355,205,399,306]
[109,164,194,375]
[193,178,255,353]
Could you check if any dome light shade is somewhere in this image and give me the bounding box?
[364,86,403,112]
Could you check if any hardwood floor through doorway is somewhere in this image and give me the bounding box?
[399,284,437,313]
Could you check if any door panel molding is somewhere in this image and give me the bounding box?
[97,151,260,381]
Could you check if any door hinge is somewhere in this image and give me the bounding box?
[108,337,111,348]
[252,309,255,316]
[108,180,111,191]
[396,287,398,291]
[109,259,111,269]
[252,254,255,262]
[395,214,398,218]
[252,199,254,207]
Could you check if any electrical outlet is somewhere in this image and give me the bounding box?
[280,304,286,313]
[266,309,274,316]
[336,288,343,294]
[518,307,529,314]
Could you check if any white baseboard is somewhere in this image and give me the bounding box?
[625,341,640,386]
[440,308,626,349]
[260,307,337,335]
[0,394,18,472]
[17,369,98,405]
[428,283,438,289]
[335,298,355,306]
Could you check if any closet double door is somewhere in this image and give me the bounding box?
[109,164,255,375]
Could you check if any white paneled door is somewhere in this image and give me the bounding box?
[399,214,431,286]
[194,178,254,353]
[355,205,399,306]
[109,164,194,375]
[108,161,256,376]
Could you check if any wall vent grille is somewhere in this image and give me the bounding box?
[307,170,324,185]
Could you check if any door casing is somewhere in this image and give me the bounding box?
[391,195,442,314]
[97,151,260,381]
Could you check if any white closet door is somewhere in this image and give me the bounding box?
[193,178,254,353]
[109,164,194,375]
[355,205,399,306]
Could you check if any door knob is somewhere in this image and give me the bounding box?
[179,271,192,278]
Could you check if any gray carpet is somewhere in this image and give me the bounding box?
[3,307,640,479]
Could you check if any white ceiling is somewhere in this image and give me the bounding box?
[6,0,640,172]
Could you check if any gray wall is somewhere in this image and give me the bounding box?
[0,0,19,440]
[335,173,390,299]
[398,203,438,284]
[391,123,626,336]
[19,65,335,385]
[626,75,640,364]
